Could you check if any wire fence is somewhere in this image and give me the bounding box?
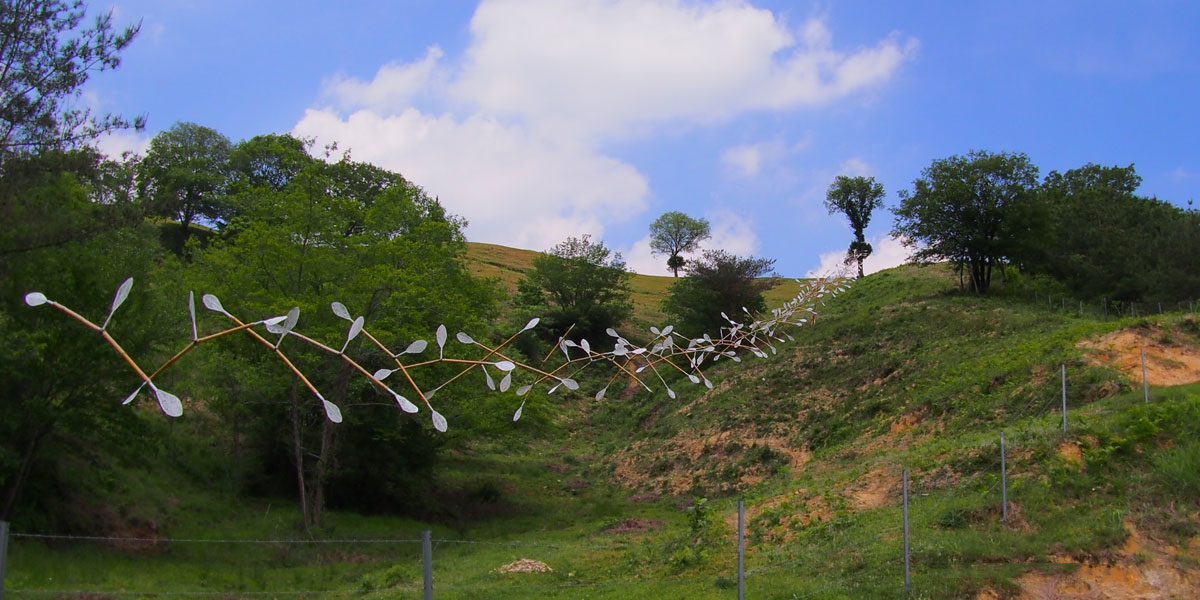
[1,365,1189,599]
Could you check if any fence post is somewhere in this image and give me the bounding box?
[1,520,8,600]
[422,530,433,600]
[1142,347,1149,404]
[737,499,745,600]
[902,469,910,596]
[1000,433,1008,522]
[1061,363,1068,434]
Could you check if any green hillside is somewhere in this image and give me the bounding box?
[8,248,1200,599]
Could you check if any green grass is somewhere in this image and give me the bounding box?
[8,256,1200,599]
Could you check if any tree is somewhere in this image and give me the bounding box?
[516,235,632,342]
[825,175,885,279]
[649,211,711,277]
[139,122,233,249]
[892,150,1039,293]
[0,0,143,167]
[662,249,777,336]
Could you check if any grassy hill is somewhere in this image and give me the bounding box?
[8,247,1200,599]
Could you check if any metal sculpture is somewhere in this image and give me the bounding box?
[24,272,848,432]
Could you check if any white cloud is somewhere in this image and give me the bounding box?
[806,234,910,278]
[837,156,873,177]
[92,129,151,159]
[623,236,669,275]
[721,144,765,178]
[297,1,916,253]
[1173,167,1193,180]
[293,108,648,249]
[702,209,760,257]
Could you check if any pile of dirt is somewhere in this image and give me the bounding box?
[497,558,553,574]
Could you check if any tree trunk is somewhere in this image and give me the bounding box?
[857,256,865,279]
[289,379,312,530]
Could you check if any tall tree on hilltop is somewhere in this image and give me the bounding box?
[139,122,233,250]
[649,211,711,277]
[825,175,885,279]
[892,150,1039,293]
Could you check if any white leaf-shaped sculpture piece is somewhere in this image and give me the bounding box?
[436,325,447,358]
[431,409,448,432]
[322,399,343,424]
[515,385,532,396]
[24,292,48,306]
[493,361,515,372]
[688,374,700,384]
[580,338,591,354]
[347,316,364,342]
[201,294,231,317]
[482,365,495,390]
[331,301,351,321]
[661,325,674,337]
[650,326,660,335]
[605,328,619,337]
[425,387,438,400]
[456,332,474,344]
[595,386,607,401]
[261,316,288,327]
[373,368,394,381]
[149,383,183,418]
[101,277,133,331]
[521,317,540,332]
[122,382,146,405]
[499,372,511,392]
[188,291,197,341]
[559,378,579,391]
[512,402,524,422]
[666,387,676,399]
[392,392,418,413]
[399,339,427,356]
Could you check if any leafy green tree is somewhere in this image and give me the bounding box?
[662,249,777,336]
[139,122,233,249]
[191,149,495,527]
[0,0,143,165]
[649,211,711,277]
[892,150,1039,293]
[825,175,885,279]
[516,235,632,342]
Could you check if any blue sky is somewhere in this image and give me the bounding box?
[88,1,1199,277]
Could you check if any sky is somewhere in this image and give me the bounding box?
[86,0,1200,278]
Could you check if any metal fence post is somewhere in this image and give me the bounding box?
[737,499,745,600]
[1000,433,1008,521]
[1,520,8,600]
[1061,363,1068,434]
[1142,347,1149,404]
[422,530,433,600]
[902,469,910,596]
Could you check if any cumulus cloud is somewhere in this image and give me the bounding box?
[702,209,760,257]
[297,0,916,250]
[92,130,151,159]
[807,234,910,278]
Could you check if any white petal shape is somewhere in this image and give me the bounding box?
[436,325,447,358]
[688,374,700,384]
[563,339,578,347]
[613,346,628,357]
[636,366,647,373]
[512,402,525,422]
[559,340,570,360]
[632,348,646,355]
[348,316,364,342]
[499,372,512,392]
[425,388,438,400]
[595,386,607,401]
[456,332,474,344]
[560,378,579,390]
[151,384,183,418]
[373,368,393,381]
[262,315,288,327]
[322,399,343,423]
[516,385,533,396]
[431,409,448,432]
[122,382,146,405]
[547,383,561,395]
[703,376,714,389]
[483,365,496,390]
[284,307,300,331]
[721,312,730,321]
[493,360,516,372]
[201,294,231,316]
[331,301,351,321]
[521,317,540,332]
[667,387,676,399]
[580,339,591,354]
[605,328,619,337]
[650,326,660,335]
[24,292,48,306]
[102,278,133,331]
[188,291,197,341]
[661,325,674,337]
[393,392,418,413]
[401,339,427,355]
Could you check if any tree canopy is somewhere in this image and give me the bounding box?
[516,235,632,342]
[892,150,1039,293]
[825,175,885,279]
[0,0,143,166]
[649,211,711,277]
[662,249,777,336]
